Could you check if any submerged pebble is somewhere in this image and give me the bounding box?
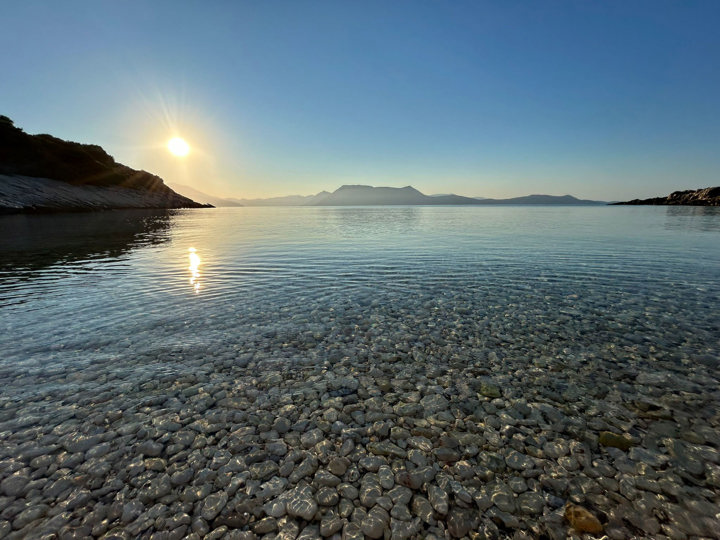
[1,209,719,539]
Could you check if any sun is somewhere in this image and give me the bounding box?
[167,137,190,157]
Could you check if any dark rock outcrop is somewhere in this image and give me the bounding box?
[0,115,210,212]
[614,187,720,206]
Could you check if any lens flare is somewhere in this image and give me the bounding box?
[168,137,190,157]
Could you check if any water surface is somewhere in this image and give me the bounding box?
[2,205,720,537]
[2,206,719,376]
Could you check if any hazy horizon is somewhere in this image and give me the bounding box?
[168,180,611,203]
[3,1,719,201]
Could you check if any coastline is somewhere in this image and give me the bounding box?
[612,187,720,206]
[0,175,210,214]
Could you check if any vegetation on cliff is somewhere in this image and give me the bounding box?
[614,187,720,206]
[0,116,208,212]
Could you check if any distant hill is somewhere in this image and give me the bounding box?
[475,194,606,205]
[309,185,605,206]
[0,116,208,213]
[312,185,481,206]
[168,183,243,207]
[234,192,331,206]
[613,187,720,206]
[225,185,606,206]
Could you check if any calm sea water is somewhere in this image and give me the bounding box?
[1,206,719,376]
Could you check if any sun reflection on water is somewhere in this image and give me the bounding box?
[188,247,201,293]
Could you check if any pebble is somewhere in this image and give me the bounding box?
[138,440,164,457]
[367,441,406,459]
[411,495,434,524]
[360,513,385,539]
[327,457,349,476]
[201,491,228,521]
[517,492,544,515]
[253,516,277,534]
[490,482,516,513]
[427,485,449,515]
[300,429,324,449]
[505,450,534,471]
[564,503,603,533]
[286,485,318,520]
[0,264,718,540]
[342,521,364,540]
[1,474,29,497]
[447,507,474,538]
[315,486,339,506]
[318,514,341,537]
[599,431,634,451]
[359,482,382,507]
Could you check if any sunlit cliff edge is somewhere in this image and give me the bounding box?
[0,116,210,214]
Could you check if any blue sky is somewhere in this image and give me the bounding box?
[2,1,719,199]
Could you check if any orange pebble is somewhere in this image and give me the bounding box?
[564,503,604,534]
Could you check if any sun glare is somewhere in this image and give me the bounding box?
[167,137,190,157]
[188,247,201,293]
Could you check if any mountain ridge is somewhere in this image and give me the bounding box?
[181,183,608,206]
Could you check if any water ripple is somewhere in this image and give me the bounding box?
[1,206,719,365]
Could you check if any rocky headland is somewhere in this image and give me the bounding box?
[0,116,209,213]
[614,187,720,206]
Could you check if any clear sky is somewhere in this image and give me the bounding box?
[2,1,719,200]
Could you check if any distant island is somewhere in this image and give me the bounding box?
[174,183,607,207]
[613,187,720,206]
[0,116,208,214]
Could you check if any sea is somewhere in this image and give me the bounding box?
[1,205,719,372]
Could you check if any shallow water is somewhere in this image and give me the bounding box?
[1,206,719,372]
[1,205,720,538]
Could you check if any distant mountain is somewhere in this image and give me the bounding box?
[166,183,608,208]
[307,185,605,206]
[311,185,481,206]
[474,194,606,205]
[235,192,331,206]
[613,187,720,206]
[430,193,488,200]
[168,183,243,207]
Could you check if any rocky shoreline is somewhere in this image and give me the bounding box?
[613,187,720,206]
[0,116,208,213]
[1,335,718,539]
[0,175,209,214]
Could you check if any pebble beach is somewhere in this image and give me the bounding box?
[2,298,719,539]
[1,206,719,539]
